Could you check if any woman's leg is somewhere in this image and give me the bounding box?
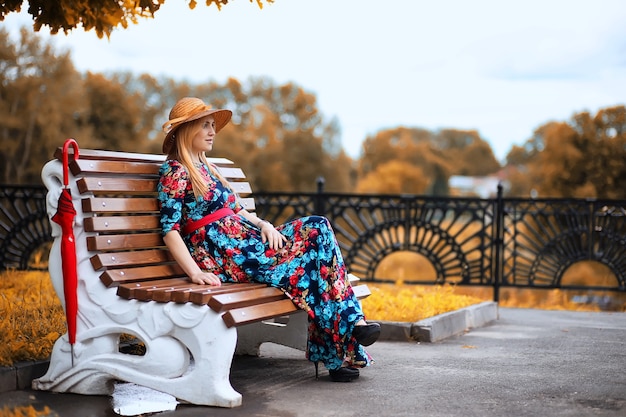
[211,215,374,370]
[275,216,373,371]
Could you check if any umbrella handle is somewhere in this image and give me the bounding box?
[62,139,80,188]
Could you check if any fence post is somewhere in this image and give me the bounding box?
[315,176,326,216]
[493,183,504,303]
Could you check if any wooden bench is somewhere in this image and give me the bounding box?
[33,146,370,408]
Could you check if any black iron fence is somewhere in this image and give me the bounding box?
[0,185,50,270]
[2,183,625,301]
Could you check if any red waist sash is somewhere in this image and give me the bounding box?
[181,207,235,236]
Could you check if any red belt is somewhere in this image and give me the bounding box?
[181,208,235,236]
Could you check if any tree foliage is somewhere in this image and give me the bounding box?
[0,27,91,183]
[505,106,626,199]
[0,27,350,191]
[358,127,501,195]
[356,160,428,194]
[0,0,273,39]
[206,77,351,192]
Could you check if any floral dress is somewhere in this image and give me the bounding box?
[157,160,372,370]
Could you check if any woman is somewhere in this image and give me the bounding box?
[157,97,380,382]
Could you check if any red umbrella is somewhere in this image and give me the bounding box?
[51,138,80,365]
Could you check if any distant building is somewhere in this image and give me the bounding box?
[449,172,510,198]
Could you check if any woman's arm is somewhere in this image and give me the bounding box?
[237,209,287,250]
[163,230,221,286]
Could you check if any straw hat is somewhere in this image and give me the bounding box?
[161,97,232,154]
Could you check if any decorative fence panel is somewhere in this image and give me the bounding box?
[1,184,624,299]
[501,198,626,291]
[0,186,51,270]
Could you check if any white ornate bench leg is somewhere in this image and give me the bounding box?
[33,306,242,407]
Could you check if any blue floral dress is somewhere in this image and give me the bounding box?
[157,160,372,370]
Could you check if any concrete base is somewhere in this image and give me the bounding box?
[378,301,499,343]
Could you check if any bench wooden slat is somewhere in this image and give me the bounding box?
[82,197,159,213]
[77,177,158,194]
[83,196,253,216]
[59,148,233,167]
[352,284,372,299]
[58,147,234,174]
[207,287,287,313]
[230,182,252,194]
[172,287,201,304]
[215,166,246,180]
[347,273,360,283]
[143,282,265,304]
[150,283,207,302]
[90,249,172,270]
[239,198,255,211]
[169,282,265,304]
[59,148,166,164]
[188,282,266,305]
[84,215,160,233]
[222,299,298,328]
[76,176,252,196]
[86,233,164,252]
[73,159,162,176]
[117,277,192,300]
[99,263,184,286]
[164,283,258,304]
[220,283,372,327]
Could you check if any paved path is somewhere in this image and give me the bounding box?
[1,308,624,416]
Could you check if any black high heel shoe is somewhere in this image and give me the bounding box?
[315,362,359,382]
[352,323,381,346]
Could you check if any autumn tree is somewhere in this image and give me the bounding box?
[506,106,626,199]
[78,72,150,152]
[0,27,90,184]
[110,72,171,154]
[355,160,428,194]
[435,129,501,176]
[210,77,352,192]
[357,127,499,195]
[0,28,174,184]
[0,0,273,39]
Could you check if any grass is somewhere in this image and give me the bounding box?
[0,405,56,417]
[0,271,65,367]
[362,282,485,322]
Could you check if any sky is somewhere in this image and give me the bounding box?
[4,0,626,162]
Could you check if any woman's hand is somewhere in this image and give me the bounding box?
[190,271,222,286]
[260,222,287,250]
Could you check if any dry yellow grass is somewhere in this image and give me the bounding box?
[0,405,56,417]
[362,282,485,322]
[0,271,65,367]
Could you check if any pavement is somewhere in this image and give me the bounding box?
[1,307,625,417]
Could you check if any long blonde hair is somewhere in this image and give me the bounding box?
[167,118,235,199]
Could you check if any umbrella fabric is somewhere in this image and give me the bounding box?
[51,187,78,345]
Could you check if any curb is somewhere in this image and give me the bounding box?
[0,360,49,394]
[377,301,499,343]
[0,302,498,393]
